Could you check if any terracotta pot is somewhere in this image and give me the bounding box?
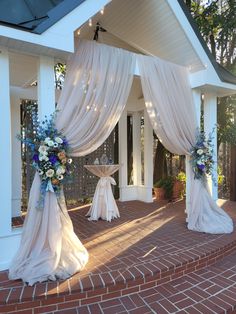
[172,181,184,200]
[153,187,165,200]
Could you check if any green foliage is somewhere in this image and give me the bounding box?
[176,171,186,183]
[217,166,225,185]
[154,176,174,199]
[54,62,66,90]
[186,0,236,146]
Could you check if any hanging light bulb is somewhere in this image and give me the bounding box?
[89,18,92,27]
[77,29,81,36]
[100,7,104,15]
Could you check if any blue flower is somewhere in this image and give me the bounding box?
[49,155,58,165]
[33,153,39,162]
[197,164,205,170]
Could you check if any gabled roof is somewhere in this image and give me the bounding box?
[0,0,86,34]
[0,0,235,87]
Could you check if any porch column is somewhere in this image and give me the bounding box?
[0,48,12,236]
[144,108,153,202]
[186,89,201,220]
[133,111,141,186]
[38,55,55,119]
[119,109,128,201]
[0,48,22,271]
[11,95,22,217]
[204,92,218,200]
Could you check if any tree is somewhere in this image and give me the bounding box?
[185,0,236,200]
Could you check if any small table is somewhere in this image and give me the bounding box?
[84,165,120,222]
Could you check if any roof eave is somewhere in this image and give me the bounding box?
[33,0,86,34]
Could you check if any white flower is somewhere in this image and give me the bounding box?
[47,140,54,147]
[55,137,63,144]
[53,142,59,148]
[58,174,64,180]
[56,166,66,175]
[38,169,43,175]
[197,160,204,165]
[197,149,204,155]
[67,158,72,164]
[44,137,51,144]
[38,145,48,154]
[39,154,49,161]
[46,169,54,177]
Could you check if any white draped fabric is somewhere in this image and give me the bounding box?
[56,40,135,156]
[137,55,233,234]
[9,40,135,285]
[85,165,120,222]
[9,40,233,286]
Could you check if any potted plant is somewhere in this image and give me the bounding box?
[154,177,174,200]
[172,172,186,200]
[153,179,165,200]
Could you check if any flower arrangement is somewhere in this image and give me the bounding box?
[190,130,215,181]
[19,111,73,209]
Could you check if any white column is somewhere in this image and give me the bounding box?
[204,92,218,200]
[144,108,153,202]
[193,89,202,127]
[133,111,141,186]
[0,48,12,236]
[186,89,201,220]
[11,96,22,217]
[0,48,22,271]
[38,55,55,119]
[119,109,128,201]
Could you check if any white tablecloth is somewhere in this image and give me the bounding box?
[84,165,120,222]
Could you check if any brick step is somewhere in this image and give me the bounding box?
[0,239,236,313]
[52,251,236,314]
[1,200,235,313]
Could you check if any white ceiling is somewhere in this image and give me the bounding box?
[79,0,205,72]
[8,0,206,88]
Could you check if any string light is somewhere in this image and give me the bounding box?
[77,29,81,36]
[100,7,104,15]
[89,18,92,27]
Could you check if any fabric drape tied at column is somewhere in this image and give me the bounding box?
[137,54,233,234]
[9,40,135,285]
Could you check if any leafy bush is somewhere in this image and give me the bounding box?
[154,176,174,199]
[176,171,186,183]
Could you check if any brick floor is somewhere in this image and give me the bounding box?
[0,199,236,313]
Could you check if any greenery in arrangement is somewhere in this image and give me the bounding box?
[18,111,73,209]
[190,130,215,182]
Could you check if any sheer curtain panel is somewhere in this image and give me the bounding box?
[137,54,233,234]
[9,40,135,285]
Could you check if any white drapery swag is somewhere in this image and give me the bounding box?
[8,40,135,285]
[137,54,233,234]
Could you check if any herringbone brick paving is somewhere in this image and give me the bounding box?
[1,199,236,313]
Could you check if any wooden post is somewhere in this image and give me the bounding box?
[118,109,128,201]
[144,108,153,202]
[230,145,236,201]
[133,111,141,186]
